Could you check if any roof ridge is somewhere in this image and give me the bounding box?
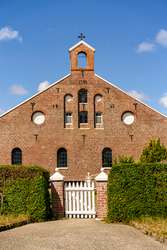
[69,40,95,52]
[95,73,167,119]
[0,74,70,118]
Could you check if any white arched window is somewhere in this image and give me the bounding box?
[95,94,102,103]
[65,94,73,103]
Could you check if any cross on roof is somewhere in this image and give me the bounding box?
[78,33,85,40]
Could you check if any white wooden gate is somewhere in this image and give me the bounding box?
[64,181,96,218]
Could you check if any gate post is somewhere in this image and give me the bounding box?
[95,168,108,220]
[50,168,65,218]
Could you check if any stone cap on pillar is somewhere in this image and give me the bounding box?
[50,168,64,181]
[95,168,108,182]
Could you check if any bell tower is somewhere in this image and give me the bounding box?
[69,34,95,73]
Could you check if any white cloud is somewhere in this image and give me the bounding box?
[159,93,167,108]
[10,84,28,96]
[128,90,148,101]
[136,28,167,54]
[155,29,167,47]
[38,81,50,92]
[0,26,22,42]
[136,42,155,53]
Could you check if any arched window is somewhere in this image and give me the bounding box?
[102,148,112,168]
[64,94,73,128]
[78,52,87,68]
[11,148,22,165]
[78,89,87,103]
[94,94,103,128]
[95,94,102,103]
[65,94,73,103]
[57,148,67,168]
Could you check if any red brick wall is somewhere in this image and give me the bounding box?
[96,181,108,219]
[0,42,167,180]
[51,181,64,218]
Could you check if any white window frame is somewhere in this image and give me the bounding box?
[65,112,72,124]
[95,112,103,124]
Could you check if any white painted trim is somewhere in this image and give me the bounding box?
[95,74,167,119]
[56,167,68,170]
[95,169,108,181]
[79,128,90,129]
[0,74,70,118]
[50,170,64,181]
[64,181,96,218]
[69,40,95,52]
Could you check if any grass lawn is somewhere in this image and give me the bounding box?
[0,214,29,226]
[130,217,167,242]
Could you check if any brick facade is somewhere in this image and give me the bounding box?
[95,170,108,219]
[0,40,167,181]
[51,180,65,218]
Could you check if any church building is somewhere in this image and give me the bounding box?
[1,37,167,180]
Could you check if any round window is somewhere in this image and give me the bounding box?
[122,112,135,125]
[32,112,45,125]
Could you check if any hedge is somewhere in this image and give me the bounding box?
[0,165,50,222]
[107,163,167,222]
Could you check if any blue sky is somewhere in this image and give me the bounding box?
[1,0,167,115]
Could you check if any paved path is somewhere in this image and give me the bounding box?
[0,219,166,250]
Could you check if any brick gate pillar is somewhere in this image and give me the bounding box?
[50,168,64,218]
[95,168,108,220]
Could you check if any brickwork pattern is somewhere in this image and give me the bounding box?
[96,181,108,219]
[0,41,167,180]
[51,181,64,218]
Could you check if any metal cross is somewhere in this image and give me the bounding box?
[78,33,85,40]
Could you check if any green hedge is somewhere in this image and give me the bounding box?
[0,165,50,222]
[107,163,167,222]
